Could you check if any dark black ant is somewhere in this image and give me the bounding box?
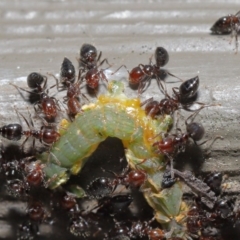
[10,75,61,121]
[142,76,200,118]
[112,46,180,94]
[50,57,88,118]
[211,11,240,53]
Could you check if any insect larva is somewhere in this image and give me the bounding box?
[39,80,189,238]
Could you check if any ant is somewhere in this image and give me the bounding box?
[142,76,200,117]
[211,11,240,53]
[153,107,210,158]
[153,107,221,177]
[10,74,61,121]
[0,110,60,150]
[86,167,146,199]
[50,57,88,118]
[112,46,180,94]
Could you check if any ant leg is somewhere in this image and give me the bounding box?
[198,136,223,149]
[111,64,129,75]
[10,83,33,95]
[185,106,205,126]
[98,58,111,68]
[96,51,102,62]
[140,97,154,107]
[77,68,86,83]
[100,70,108,84]
[42,75,48,91]
[166,71,184,82]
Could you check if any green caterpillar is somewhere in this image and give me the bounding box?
[39,80,189,239]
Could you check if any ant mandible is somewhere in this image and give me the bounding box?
[142,76,199,117]
[211,11,240,53]
[10,72,61,121]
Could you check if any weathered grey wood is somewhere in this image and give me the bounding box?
[0,0,240,238]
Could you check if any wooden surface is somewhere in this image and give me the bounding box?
[0,0,240,238]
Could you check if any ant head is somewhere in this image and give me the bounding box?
[155,47,169,67]
[80,43,97,63]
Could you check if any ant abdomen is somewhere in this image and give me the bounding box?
[179,76,199,100]
[186,122,205,141]
[0,124,23,141]
[27,72,46,89]
[155,47,169,68]
[86,177,114,199]
[61,57,76,84]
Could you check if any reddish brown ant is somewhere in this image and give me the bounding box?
[86,167,146,199]
[10,75,61,121]
[142,76,200,118]
[112,46,181,94]
[211,11,240,53]
[153,107,209,158]
[50,57,88,118]
[0,110,60,150]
